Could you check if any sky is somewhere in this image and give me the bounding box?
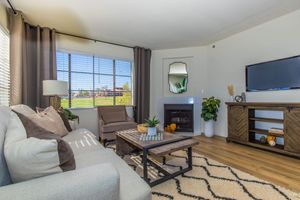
[56,52,132,92]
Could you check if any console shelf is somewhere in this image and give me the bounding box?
[249,117,283,124]
[249,129,284,137]
[226,102,300,159]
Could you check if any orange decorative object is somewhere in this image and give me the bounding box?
[267,135,276,143]
[165,123,177,133]
[170,123,176,131]
[137,123,148,133]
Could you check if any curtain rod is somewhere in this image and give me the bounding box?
[6,0,17,14]
[56,31,134,49]
[6,0,134,49]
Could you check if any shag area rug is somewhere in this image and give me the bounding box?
[106,145,299,200]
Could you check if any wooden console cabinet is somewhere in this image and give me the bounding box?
[226,102,300,158]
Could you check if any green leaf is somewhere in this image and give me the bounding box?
[145,116,160,127]
[201,96,221,121]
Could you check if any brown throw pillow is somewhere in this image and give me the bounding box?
[36,107,72,132]
[27,106,68,137]
[15,112,75,172]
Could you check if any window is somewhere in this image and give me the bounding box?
[0,26,10,106]
[56,51,133,108]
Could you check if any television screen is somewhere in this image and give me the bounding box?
[246,55,300,91]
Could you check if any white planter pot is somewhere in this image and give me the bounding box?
[204,120,214,137]
[68,120,79,130]
[147,127,157,136]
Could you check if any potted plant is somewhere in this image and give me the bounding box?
[145,116,160,136]
[201,97,221,137]
[64,108,79,130]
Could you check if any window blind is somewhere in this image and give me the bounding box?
[57,51,133,108]
[0,26,10,106]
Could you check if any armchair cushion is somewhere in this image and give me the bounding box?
[98,106,130,124]
[102,121,137,133]
[102,110,127,124]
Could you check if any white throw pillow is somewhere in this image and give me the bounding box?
[4,111,63,183]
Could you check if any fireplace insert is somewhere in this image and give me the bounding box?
[164,104,194,132]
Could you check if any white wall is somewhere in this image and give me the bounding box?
[56,34,134,138]
[207,9,300,137]
[56,34,133,60]
[0,2,8,30]
[150,46,208,118]
[150,9,300,138]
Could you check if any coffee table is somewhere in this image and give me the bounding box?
[116,129,199,187]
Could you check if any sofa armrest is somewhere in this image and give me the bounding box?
[0,163,120,200]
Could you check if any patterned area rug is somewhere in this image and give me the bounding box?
[106,145,299,200]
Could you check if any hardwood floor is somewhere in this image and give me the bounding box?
[193,135,300,193]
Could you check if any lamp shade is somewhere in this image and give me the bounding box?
[43,80,68,96]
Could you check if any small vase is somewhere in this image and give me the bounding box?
[229,95,235,102]
[204,120,214,137]
[147,127,157,136]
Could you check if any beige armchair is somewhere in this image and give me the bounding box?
[97,106,137,146]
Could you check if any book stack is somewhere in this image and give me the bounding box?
[268,128,284,135]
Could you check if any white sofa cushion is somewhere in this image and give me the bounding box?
[63,128,105,155]
[4,111,75,183]
[0,106,12,186]
[75,149,151,200]
[63,128,151,200]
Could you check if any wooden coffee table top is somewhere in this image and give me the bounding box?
[116,129,198,152]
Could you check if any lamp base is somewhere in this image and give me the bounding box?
[50,96,61,110]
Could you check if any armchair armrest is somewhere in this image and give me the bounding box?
[127,116,135,122]
[99,118,105,127]
[0,163,120,200]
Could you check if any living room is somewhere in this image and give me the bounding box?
[1,0,300,200]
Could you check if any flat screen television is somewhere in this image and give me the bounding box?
[246,55,300,92]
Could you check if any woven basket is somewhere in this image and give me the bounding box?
[137,124,160,133]
[137,124,148,133]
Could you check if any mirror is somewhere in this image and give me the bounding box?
[168,62,188,94]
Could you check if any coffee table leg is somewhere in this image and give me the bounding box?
[187,147,192,169]
[142,149,148,183]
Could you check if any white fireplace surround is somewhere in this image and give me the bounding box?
[156,96,201,136]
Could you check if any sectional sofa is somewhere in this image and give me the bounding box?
[0,105,151,200]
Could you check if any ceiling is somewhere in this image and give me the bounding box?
[7,0,300,49]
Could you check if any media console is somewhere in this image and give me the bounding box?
[226,102,300,158]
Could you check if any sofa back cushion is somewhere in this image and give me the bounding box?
[98,106,127,124]
[4,111,75,183]
[0,106,12,186]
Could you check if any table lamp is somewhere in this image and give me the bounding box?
[43,80,68,110]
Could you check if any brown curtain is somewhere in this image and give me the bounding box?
[134,47,151,123]
[9,11,56,108]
